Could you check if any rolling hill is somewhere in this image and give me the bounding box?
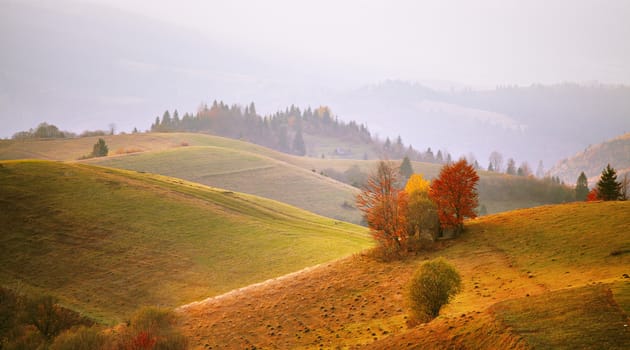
[178,201,630,349]
[0,160,372,324]
[0,132,575,219]
[549,132,630,185]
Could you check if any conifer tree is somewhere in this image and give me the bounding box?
[292,130,306,156]
[596,164,621,201]
[506,158,516,175]
[399,156,414,181]
[91,138,108,157]
[575,171,589,201]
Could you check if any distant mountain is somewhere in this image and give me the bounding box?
[548,132,630,185]
[332,81,630,169]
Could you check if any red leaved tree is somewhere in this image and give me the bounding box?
[429,159,479,235]
[356,161,408,253]
[586,188,599,202]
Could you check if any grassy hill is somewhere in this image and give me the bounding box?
[178,201,630,349]
[1,132,574,218]
[549,132,630,185]
[0,160,371,324]
[84,145,363,224]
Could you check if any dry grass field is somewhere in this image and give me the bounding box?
[177,201,630,349]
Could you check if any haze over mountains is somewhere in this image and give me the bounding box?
[3,0,630,169]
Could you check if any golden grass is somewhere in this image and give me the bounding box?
[177,201,630,349]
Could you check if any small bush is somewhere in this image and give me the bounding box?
[91,138,108,157]
[50,326,108,350]
[118,307,188,350]
[408,258,462,322]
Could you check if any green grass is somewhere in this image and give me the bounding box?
[0,160,371,324]
[84,146,363,224]
[1,132,581,217]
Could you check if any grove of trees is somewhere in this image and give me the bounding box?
[357,159,480,258]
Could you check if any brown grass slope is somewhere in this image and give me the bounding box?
[178,201,630,349]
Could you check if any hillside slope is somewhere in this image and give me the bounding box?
[0,160,371,323]
[178,201,630,349]
[85,145,363,224]
[1,133,574,217]
[549,132,630,185]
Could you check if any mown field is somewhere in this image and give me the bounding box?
[0,160,372,324]
[178,201,630,349]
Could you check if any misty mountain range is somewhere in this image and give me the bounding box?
[2,0,630,170]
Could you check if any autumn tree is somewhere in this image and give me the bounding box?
[429,159,479,235]
[596,164,621,201]
[404,174,439,244]
[586,188,599,201]
[575,171,589,201]
[356,161,408,255]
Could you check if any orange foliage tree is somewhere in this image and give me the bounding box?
[429,159,479,235]
[586,188,599,202]
[356,161,408,252]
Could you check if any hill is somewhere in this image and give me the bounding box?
[0,132,575,217]
[549,132,630,185]
[0,160,371,324]
[333,81,630,170]
[177,201,630,349]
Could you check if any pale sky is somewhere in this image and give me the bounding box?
[86,0,630,87]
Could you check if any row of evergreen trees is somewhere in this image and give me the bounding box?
[575,164,628,201]
[149,101,459,163]
[150,102,374,156]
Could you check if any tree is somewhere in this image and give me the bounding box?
[575,171,589,201]
[399,156,414,181]
[536,160,545,178]
[620,173,629,201]
[408,258,462,321]
[506,158,516,175]
[596,164,621,201]
[91,138,108,157]
[292,129,306,156]
[518,161,531,176]
[586,188,599,201]
[404,174,439,243]
[356,161,408,254]
[429,159,479,235]
[489,151,503,173]
[436,150,443,163]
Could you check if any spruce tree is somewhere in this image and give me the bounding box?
[292,130,306,156]
[575,171,589,201]
[91,138,108,157]
[596,164,621,201]
[399,156,414,180]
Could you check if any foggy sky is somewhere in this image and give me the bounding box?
[86,0,630,87]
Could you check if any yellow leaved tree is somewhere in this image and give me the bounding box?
[404,174,439,246]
